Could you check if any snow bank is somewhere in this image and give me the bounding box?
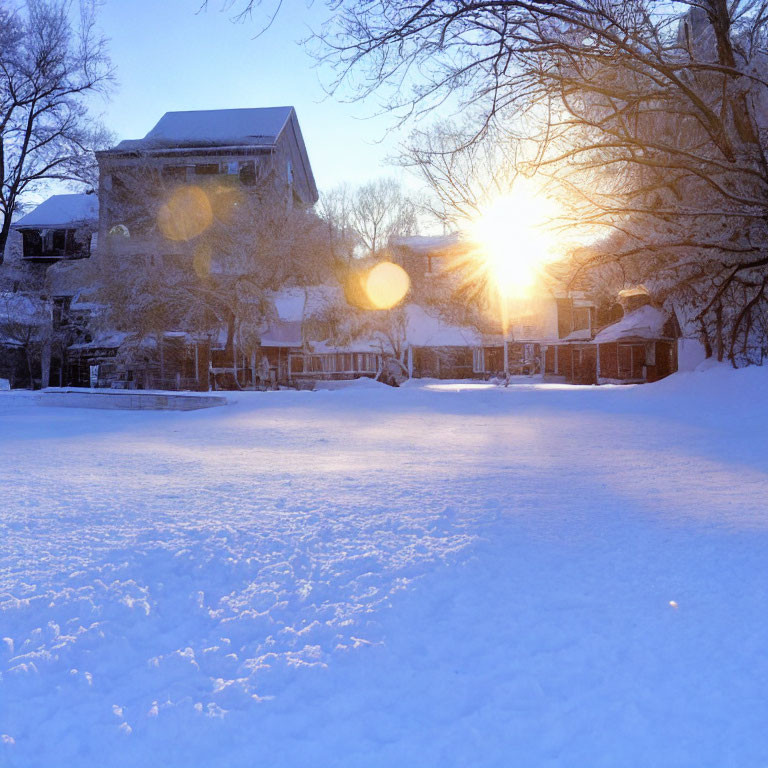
[311,377,389,391]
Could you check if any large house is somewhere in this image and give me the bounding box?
[88,107,320,389]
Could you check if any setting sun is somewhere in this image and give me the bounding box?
[470,181,560,298]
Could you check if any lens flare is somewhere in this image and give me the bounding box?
[208,184,244,225]
[365,261,410,309]
[470,180,560,298]
[157,186,213,242]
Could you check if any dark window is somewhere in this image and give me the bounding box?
[162,166,187,182]
[195,164,219,175]
[52,230,66,252]
[239,162,256,186]
[52,297,72,328]
[22,230,42,258]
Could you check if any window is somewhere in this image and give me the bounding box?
[473,348,486,373]
[194,164,219,175]
[22,230,42,258]
[572,307,591,331]
[239,162,256,186]
[52,297,72,328]
[162,166,187,182]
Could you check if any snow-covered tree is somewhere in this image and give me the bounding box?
[92,161,333,379]
[320,178,419,259]
[0,0,112,263]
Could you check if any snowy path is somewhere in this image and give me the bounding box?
[1,371,768,767]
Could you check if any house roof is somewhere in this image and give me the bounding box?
[13,193,98,229]
[0,292,49,346]
[68,331,130,351]
[310,338,383,354]
[113,107,295,151]
[260,288,309,348]
[405,304,484,347]
[593,305,670,344]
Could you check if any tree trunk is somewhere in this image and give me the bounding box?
[158,335,165,387]
[0,216,13,266]
[715,304,724,362]
[40,341,51,389]
[25,346,34,389]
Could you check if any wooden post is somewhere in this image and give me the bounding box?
[407,346,413,378]
[596,343,601,384]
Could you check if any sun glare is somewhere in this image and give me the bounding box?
[471,181,560,298]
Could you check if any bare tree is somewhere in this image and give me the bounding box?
[399,120,521,228]
[0,0,113,263]
[92,160,333,385]
[208,1,768,364]
[310,0,768,365]
[0,287,51,387]
[317,183,358,264]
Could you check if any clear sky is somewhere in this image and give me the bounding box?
[90,0,413,194]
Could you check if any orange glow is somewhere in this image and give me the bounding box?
[157,186,213,242]
[470,179,560,298]
[365,261,411,309]
[208,184,244,225]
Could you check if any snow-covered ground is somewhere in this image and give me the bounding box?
[2,368,768,767]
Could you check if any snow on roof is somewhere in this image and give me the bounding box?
[68,331,130,351]
[114,107,294,151]
[13,193,98,229]
[593,305,669,344]
[271,289,306,322]
[303,285,345,317]
[260,321,303,348]
[259,286,347,348]
[259,288,305,347]
[405,304,482,347]
[0,292,48,325]
[561,328,593,342]
[310,338,383,355]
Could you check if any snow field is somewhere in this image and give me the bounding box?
[1,368,768,766]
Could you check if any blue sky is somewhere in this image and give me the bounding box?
[92,0,410,192]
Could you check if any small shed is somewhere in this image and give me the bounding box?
[593,305,678,383]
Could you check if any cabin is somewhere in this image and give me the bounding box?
[12,193,98,262]
[540,287,679,384]
[594,304,679,384]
